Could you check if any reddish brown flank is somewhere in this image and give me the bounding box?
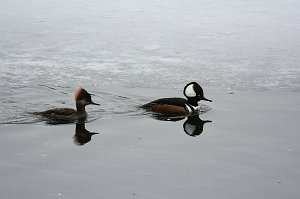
[147,104,187,114]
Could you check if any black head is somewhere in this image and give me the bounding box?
[183,82,212,104]
[74,88,100,106]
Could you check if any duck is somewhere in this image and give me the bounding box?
[33,88,100,124]
[141,82,211,115]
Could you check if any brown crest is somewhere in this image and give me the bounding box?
[74,88,89,101]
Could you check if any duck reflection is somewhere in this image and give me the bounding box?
[150,113,186,122]
[73,122,99,145]
[149,113,211,137]
[183,115,212,137]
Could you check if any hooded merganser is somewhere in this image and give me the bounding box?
[141,82,211,115]
[33,88,100,124]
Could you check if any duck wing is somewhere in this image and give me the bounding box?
[40,108,77,116]
[33,108,79,124]
[142,98,187,108]
[141,98,189,114]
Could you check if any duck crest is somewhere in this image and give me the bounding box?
[184,83,197,97]
[74,88,89,101]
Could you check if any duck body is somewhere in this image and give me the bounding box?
[141,82,211,115]
[36,108,85,124]
[141,97,199,115]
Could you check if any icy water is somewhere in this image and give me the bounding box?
[1,0,300,198]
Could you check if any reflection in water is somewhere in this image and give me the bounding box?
[148,113,212,137]
[73,122,99,146]
[183,115,212,137]
[150,112,186,121]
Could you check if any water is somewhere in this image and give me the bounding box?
[1,0,300,198]
[1,0,299,123]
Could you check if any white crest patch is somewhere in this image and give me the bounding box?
[184,84,196,97]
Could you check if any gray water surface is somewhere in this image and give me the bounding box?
[1,91,300,199]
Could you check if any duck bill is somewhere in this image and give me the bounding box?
[202,97,212,102]
[203,120,212,123]
[90,101,100,106]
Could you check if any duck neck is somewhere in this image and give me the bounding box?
[187,97,199,107]
[76,103,86,115]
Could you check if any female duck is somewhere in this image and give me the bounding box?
[34,88,99,123]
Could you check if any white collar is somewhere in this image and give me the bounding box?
[185,104,200,113]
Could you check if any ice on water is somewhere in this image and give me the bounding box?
[1,0,299,90]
